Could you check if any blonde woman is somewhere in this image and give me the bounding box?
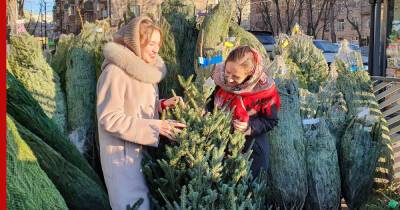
[96,16,185,210]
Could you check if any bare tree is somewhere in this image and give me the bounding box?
[306,0,329,37]
[17,0,24,18]
[235,0,250,25]
[328,0,337,42]
[7,0,18,38]
[317,0,340,41]
[283,0,305,34]
[76,0,85,29]
[260,1,276,35]
[260,0,305,36]
[344,1,363,45]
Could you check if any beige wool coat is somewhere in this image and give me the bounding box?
[96,41,166,210]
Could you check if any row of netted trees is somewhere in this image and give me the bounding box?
[5,0,396,209]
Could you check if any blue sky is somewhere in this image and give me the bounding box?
[24,0,55,14]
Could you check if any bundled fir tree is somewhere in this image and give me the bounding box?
[299,89,341,210]
[334,41,393,207]
[193,0,269,86]
[228,22,270,67]
[275,25,329,93]
[266,56,308,209]
[318,68,348,143]
[143,75,267,209]
[340,117,382,209]
[158,0,197,98]
[194,0,235,84]
[6,72,103,186]
[7,115,68,210]
[61,21,113,168]
[13,117,110,210]
[8,33,67,134]
[50,33,75,89]
[303,119,341,210]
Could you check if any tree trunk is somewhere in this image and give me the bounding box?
[306,0,313,35]
[18,0,24,18]
[7,0,18,39]
[345,1,363,46]
[274,0,283,34]
[261,2,275,35]
[237,9,242,25]
[330,2,336,43]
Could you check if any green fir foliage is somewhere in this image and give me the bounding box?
[143,75,267,209]
[6,115,68,210]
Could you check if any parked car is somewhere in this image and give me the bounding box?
[337,42,369,66]
[313,40,368,67]
[313,40,339,64]
[248,31,276,59]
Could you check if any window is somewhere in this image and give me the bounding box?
[337,19,345,32]
[68,5,76,16]
[128,4,140,18]
[354,0,360,8]
[102,9,108,18]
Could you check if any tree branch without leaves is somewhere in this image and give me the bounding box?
[345,1,362,45]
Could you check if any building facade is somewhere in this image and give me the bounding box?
[250,0,371,45]
[53,0,252,35]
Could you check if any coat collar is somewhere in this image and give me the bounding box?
[102,42,167,84]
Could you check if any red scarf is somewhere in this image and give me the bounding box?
[213,64,281,122]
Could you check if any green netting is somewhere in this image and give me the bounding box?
[65,47,97,154]
[228,22,270,67]
[266,56,308,208]
[303,119,341,210]
[6,115,68,210]
[299,88,318,119]
[61,21,112,172]
[340,118,382,209]
[51,33,75,84]
[334,42,394,191]
[6,72,103,186]
[71,20,113,80]
[158,0,198,98]
[12,117,110,210]
[194,0,234,84]
[8,33,67,134]
[275,26,329,93]
[318,70,348,142]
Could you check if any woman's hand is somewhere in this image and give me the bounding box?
[233,119,251,135]
[162,96,185,109]
[159,120,187,140]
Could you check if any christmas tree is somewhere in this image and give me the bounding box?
[275,25,329,93]
[143,75,267,209]
[8,33,67,134]
[158,0,198,98]
[194,0,235,85]
[299,89,341,210]
[265,56,308,208]
[333,41,393,207]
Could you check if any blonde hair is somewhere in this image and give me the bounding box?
[139,19,163,47]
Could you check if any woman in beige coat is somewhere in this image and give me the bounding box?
[96,16,185,210]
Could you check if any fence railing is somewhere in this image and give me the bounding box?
[372,76,400,180]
